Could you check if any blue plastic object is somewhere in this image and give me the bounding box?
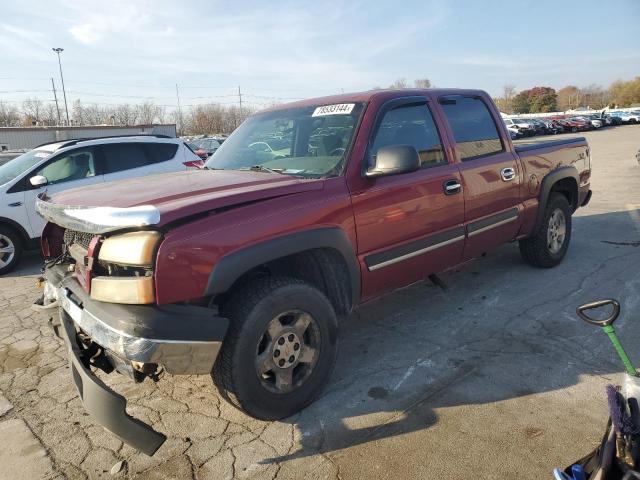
[571,464,586,480]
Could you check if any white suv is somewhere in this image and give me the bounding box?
[0,135,201,274]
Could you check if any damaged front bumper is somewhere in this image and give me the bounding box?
[40,265,229,455]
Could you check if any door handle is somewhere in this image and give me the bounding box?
[443,179,462,195]
[8,202,23,207]
[500,167,516,181]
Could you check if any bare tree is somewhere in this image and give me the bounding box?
[494,84,517,113]
[72,99,85,126]
[136,101,164,124]
[0,101,21,127]
[42,103,59,126]
[389,78,408,89]
[114,104,138,126]
[414,78,432,89]
[22,98,44,124]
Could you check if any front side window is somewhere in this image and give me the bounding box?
[371,104,447,169]
[100,143,149,174]
[36,148,96,185]
[440,96,504,160]
[205,103,365,177]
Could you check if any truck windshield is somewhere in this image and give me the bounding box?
[0,149,52,186]
[205,102,365,177]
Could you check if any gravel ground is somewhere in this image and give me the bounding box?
[1,125,639,479]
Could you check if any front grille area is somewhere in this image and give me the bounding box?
[63,229,95,250]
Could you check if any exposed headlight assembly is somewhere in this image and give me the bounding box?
[98,231,161,266]
[92,231,161,304]
[91,276,155,304]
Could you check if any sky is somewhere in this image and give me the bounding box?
[1,0,639,111]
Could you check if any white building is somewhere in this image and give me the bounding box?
[0,124,177,150]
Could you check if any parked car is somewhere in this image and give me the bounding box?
[520,118,547,135]
[580,115,604,129]
[188,137,221,160]
[541,119,563,134]
[0,135,201,274]
[608,115,623,125]
[506,125,520,139]
[558,117,591,132]
[615,112,640,124]
[35,89,592,454]
[504,118,535,136]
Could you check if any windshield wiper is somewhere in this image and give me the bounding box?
[245,165,285,175]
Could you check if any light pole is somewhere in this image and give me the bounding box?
[52,48,70,125]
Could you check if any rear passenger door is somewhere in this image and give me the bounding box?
[437,95,522,260]
[350,98,465,300]
[97,142,179,182]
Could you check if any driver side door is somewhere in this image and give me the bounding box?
[24,147,104,237]
[349,99,465,300]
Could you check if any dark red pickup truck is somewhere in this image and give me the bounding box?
[36,88,591,454]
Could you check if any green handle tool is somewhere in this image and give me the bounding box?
[577,299,638,377]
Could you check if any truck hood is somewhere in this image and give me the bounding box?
[43,169,324,229]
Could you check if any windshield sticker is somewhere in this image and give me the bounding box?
[34,152,49,158]
[312,103,355,117]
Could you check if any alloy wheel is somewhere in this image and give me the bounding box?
[547,208,567,254]
[0,234,15,269]
[255,309,320,393]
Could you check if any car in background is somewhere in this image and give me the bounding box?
[188,138,221,160]
[540,119,562,134]
[609,111,638,124]
[522,118,548,135]
[504,118,535,136]
[566,117,593,131]
[607,115,623,125]
[580,115,604,129]
[506,125,520,139]
[0,135,201,274]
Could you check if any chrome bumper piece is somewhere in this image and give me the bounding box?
[57,285,223,375]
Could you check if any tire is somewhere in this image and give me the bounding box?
[519,193,572,268]
[0,226,23,275]
[212,276,338,420]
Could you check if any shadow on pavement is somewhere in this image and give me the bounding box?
[262,208,640,464]
[5,250,42,278]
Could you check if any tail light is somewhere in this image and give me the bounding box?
[183,160,205,169]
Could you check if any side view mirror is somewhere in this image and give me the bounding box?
[29,175,48,187]
[365,145,420,178]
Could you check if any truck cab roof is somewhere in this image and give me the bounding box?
[260,88,491,113]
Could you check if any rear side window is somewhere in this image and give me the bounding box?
[439,96,503,160]
[371,104,447,169]
[143,143,179,162]
[100,143,149,174]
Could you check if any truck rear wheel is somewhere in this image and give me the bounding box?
[0,226,22,275]
[212,276,338,420]
[519,193,572,268]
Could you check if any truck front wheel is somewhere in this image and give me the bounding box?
[519,193,572,268]
[213,277,338,420]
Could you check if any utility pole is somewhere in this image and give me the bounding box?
[51,77,62,125]
[238,85,243,117]
[52,48,70,125]
[175,83,183,135]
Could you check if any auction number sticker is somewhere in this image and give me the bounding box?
[312,103,355,117]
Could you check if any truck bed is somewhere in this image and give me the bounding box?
[514,136,587,153]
